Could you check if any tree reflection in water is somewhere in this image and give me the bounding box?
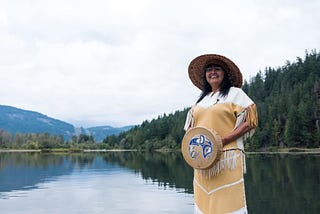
[1,152,319,213]
[0,151,194,195]
[245,153,320,213]
[101,151,194,194]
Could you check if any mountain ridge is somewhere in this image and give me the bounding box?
[0,105,132,141]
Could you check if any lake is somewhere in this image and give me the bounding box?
[0,151,319,213]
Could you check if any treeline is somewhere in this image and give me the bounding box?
[1,51,319,151]
[243,50,320,150]
[0,130,104,150]
[104,50,320,151]
[103,110,187,150]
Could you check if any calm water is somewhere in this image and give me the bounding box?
[0,152,319,214]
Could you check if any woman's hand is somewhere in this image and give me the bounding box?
[221,122,254,147]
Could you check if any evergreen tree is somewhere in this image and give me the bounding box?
[102,50,320,151]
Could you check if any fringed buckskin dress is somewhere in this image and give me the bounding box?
[184,87,258,214]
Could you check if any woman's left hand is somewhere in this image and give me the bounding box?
[221,122,253,147]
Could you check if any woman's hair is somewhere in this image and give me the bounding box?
[196,64,232,104]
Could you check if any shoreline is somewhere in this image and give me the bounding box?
[0,149,41,152]
[1,147,320,154]
[247,147,320,154]
[0,149,138,153]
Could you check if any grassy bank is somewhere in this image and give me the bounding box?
[0,149,41,152]
[278,147,320,153]
[246,147,320,154]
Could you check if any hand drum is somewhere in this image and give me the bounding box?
[181,127,222,169]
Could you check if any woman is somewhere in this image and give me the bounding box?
[184,54,258,214]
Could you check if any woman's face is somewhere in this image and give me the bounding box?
[205,65,225,91]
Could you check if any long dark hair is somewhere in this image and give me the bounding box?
[196,66,232,104]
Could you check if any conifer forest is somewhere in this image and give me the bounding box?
[104,50,320,151]
[1,50,320,151]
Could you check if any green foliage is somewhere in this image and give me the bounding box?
[246,50,320,150]
[104,50,320,151]
[1,50,319,151]
[103,110,188,150]
[0,131,103,151]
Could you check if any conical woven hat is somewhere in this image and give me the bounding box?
[188,54,243,90]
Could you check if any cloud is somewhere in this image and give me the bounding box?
[0,0,319,127]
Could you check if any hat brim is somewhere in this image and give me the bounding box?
[188,54,243,90]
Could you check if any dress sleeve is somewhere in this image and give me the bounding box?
[184,108,194,131]
[232,88,258,133]
[235,104,258,130]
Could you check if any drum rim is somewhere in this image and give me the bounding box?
[181,127,222,170]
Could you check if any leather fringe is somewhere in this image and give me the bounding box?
[245,104,258,128]
[197,149,245,178]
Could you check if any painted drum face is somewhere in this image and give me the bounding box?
[188,134,213,159]
[181,127,222,170]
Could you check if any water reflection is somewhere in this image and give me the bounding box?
[0,152,72,194]
[0,152,194,214]
[101,151,194,193]
[0,151,193,197]
[245,153,320,213]
[0,152,319,213]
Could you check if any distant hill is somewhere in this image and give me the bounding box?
[0,105,133,141]
[0,105,75,139]
[87,126,133,142]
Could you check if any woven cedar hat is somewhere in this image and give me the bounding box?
[188,54,243,90]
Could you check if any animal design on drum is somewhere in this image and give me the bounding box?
[188,134,213,159]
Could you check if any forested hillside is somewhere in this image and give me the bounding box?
[104,50,320,151]
[104,109,188,150]
[0,105,75,139]
[244,50,320,150]
[0,105,132,147]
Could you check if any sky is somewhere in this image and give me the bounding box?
[0,0,319,128]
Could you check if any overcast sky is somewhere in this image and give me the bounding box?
[0,0,319,127]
